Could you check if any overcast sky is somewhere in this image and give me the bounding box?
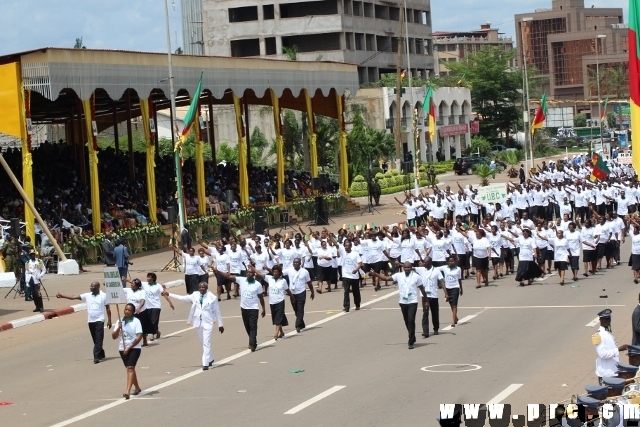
[0,0,629,56]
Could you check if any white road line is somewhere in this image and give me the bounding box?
[487,384,524,404]
[164,326,195,338]
[441,309,486,331]
[283,386,346,415]
[51,291,398,427]
[586,317,600,327]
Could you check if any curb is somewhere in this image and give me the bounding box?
[0,279,185,333]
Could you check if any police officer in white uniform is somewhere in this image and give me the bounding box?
[25,250,45,312]
[593,308,628,384]
[164,282,224,370]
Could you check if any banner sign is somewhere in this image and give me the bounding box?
[476,183,508,206]
[104,267,127,304]
[439,123,469,137]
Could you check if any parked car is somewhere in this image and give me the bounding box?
[454,156,507,175]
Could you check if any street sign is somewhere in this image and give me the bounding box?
[103,267,126,304]
[476,183,508,206]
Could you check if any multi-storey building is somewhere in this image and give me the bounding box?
[433,23,515,75]
[181,0,434,85]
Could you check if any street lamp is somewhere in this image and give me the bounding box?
[520,17,534,171]
[596,34,606,141]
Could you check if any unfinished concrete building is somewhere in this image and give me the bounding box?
[181,0,434,85]
[515,0,628,107]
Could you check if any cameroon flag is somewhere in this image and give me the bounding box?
[590,153,610,182]
[630,0,640,173]
[178,71,203,149]
[601,97,609,123]
[422,87,436,143]
[530,92,547,135]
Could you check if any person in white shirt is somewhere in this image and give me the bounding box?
[283,258,314,332]
[197,248,211,284]
[25,250,45,312]
[122,278,150,346]
[502,228,542,286]
[539,229,569,286]
[110,303,143,399]
[439,256,463,327]
[339,241,364,312]
[628,223,640,284]
[212,246,232,300]
[315,240,337,293]
[57,282,112,364]
[172,246,200,295]
[254,265,292,340]
[370,262,427,349]
[565,222,582,281]
[217,266,266,352]
[593,309,628,382]
[468,229,492,288]
[395,196,417,227]
[250,244,271,296]
[142,272,174,343]
[164,282,224,369]
[416,257,444,338]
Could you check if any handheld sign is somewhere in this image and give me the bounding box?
[476,183,509,206]
[103,267,127,304]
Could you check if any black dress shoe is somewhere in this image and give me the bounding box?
[296,328,301,333]
[423,333,429,338]
[94,359,100,364]
[408,344,414,349]
[33,308,40,312]
[355,306,360,310]
[434,330,439,335]
[209,360,214,367]
[202,366,209,371]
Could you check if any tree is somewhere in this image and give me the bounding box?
[446,46,521,144]
[216,142,239,163]
[347,109,394,178]
[175,47,183,55]
[74,37,85,49]
[282,110,302,168]
[474,164,494,186]
[315,116,338,171]
[250,127,269,166]
[498,150,519,178]
[467,136,492,157]
[574,113,587,128]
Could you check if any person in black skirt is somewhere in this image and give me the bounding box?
[628,222,640,284]
[123,278,150,346]
[253,265,292,341]
[111,303,143,399]
[502,228,542,286]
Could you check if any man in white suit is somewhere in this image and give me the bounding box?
[163,282,224,370]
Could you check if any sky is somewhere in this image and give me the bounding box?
[0,0,630,56]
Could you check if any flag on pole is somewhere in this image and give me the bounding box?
[630,0,640,173]
[530,92,547,135]
[422,87,436,143]
[456,72,467,86]
[589,153,611,181]
[177,71,204,149]
[600,96,609,123]
[400,70,406,79]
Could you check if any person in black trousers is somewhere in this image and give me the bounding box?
[370,262,427,349]
[181,225,192,253]
[416,257,444,338]
[519,164,526,184]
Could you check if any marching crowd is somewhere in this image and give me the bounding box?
[47,155,640,400]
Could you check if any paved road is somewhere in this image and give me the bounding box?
[1,242,637,426]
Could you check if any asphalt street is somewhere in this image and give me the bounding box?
[1,241,637,426]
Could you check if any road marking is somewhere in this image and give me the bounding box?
[421,364,481,373]
[283,386,346,415]
[441,309,487,331]
[164,326,195,338]
[534,272,556,282]
[487,384,524,404]
[586,317,600,327]
[51,291,398,427]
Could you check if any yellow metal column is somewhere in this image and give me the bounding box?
[232,93,249,207]
[336,92,349,193]
[139,99,158,223]
[303,89,319,178]
[270,90,285,205]
[22,89,35,243]
[193,105,207,216]
[81,96,101,233]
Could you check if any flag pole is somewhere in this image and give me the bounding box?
[164,0,186,230]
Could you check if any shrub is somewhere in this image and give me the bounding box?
[370,167,383,177]
[378,178,389,189]
[384,170,394,178]
[375,172,385,180]
[390,170,400,176]
[393,175,406,186]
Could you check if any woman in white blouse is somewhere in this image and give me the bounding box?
[173,246,201,294]
[111,303,143,399]
[580,219,599,277]
[253,265,293,340]
[502,228,542,286]
[538,229,569,286]
[565,222,582,282]
[439,256,462,327]
[315,240,335,293]
[628,221,640,284]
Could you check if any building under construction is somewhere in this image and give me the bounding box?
[515,0,628,127]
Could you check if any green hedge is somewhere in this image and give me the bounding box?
[349,172,438,197]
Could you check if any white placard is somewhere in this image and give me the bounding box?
[91,121,98,136]
[104,267,126,304]
[476,183,509,206]
[149,118,156,133]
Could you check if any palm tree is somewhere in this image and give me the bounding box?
[474,164,493,186]
[498,151,519,178]
[74,37,85,49]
